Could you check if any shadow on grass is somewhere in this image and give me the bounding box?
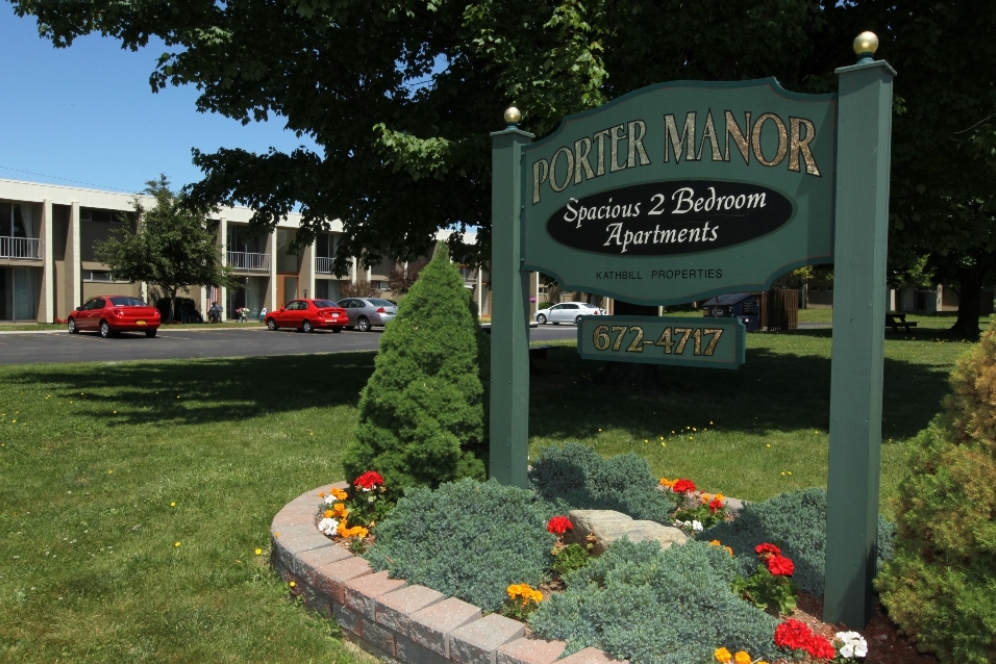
[529,345,951,443]
[0,351,377,426]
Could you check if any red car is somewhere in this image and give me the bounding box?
[67,295,162,338]
[266,299,348,333]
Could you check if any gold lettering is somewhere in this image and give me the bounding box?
[592,128,611,176]
[697,110,724,161]
[627,120,652,168]
[532,159,549,204]
[549,147,575,192]
[574,137,595,184]
[789,117,821,176]
[664,112,698,162]
[751,113,788,167]
[610,124,627,173]
[724,111,751,165]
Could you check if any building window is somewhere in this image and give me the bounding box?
[80,208,125,223]
[83,270,129,283]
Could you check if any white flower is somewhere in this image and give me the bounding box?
[324,494,336,505]
[318,518,339,536]
[835,631,868,658]
[692,520,704,532]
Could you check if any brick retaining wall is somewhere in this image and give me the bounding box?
[271,484,628,664]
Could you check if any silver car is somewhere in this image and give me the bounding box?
[534,302,604,325]
[337,297,398,331]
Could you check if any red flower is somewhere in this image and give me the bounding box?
[547,516,573,535]
[709,498,724,513]
[354,471,385,490]
[774,619,812,650]
[766,554,795,577]
[755,542,782,557]
[671,478,696,494]
[804,635,837,660]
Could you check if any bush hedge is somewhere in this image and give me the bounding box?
[364,479,555,612]
[341,242,488,488]
[529,443,676,522]
[529,539,780,664]
[876,320,996,664]
[699,488,895,597]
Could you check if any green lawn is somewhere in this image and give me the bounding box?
[0,316,981,662]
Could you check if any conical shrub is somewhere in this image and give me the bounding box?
[875,319,996,664]
[341,242,488,488]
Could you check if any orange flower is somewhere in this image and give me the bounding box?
[323,509,334,519]
[331,487,348,501]
[714,647,732,663]
[734,652,751,664]
[659,477,677,489]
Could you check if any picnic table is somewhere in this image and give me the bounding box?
[886,312,918,332]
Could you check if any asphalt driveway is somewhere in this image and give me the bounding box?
[0,325,580,365]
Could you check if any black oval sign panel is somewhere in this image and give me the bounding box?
[546,180,794,256]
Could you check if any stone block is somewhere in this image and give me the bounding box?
[345,570,408,620]
[498,637,567,664]
[449,613,525,664]
[362,619,398,657]
[396,634,453,664]
[311,556,374,604]
[271,522,322,541]
[332,601,363,637]
[375,584,447,635]
[557,647,628,664]
[407,597,482,657]
[565,509,687,554]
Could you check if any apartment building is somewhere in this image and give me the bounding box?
[0,178,497,323]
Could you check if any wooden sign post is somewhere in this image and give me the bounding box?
[490,34,893,626]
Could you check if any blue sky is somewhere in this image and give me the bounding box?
[1,8,316,195]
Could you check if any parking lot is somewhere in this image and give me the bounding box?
[0,324,579,365]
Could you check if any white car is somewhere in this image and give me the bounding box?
[534,302,605,325]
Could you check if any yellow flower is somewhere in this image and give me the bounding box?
[714,493,725,502]
[714,647,732,663]
[734,651,751,664]
[255,548,263,556]
[530,590,543,603]
[174,541,181,547]
[170,502,176,507]
[289,581,296,588]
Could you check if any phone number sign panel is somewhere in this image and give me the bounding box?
[576,316,746,369]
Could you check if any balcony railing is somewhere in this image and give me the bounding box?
[227,251,270,271]
[316,256,334,274]
[0,236,42,260]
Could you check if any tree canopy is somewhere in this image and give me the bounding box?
[94,175,238,321]
[13,0,996,332]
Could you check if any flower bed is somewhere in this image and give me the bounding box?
[298,458,896,664]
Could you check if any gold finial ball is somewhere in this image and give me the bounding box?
[503,106,522,125]
[853,31,879,56]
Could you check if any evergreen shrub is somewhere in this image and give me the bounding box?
[365,479,555,612]
[700,488,895,597]
[341,242,489,488]
[529,443,676,522]
[875,321,996,664]
[529,539,780,664]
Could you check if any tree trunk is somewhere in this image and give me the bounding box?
[594,301,670,389]
[950,266,987,339]
[170,287,179,324]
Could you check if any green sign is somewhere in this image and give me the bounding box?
[577,316,745,369]
[521,79,836,305]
